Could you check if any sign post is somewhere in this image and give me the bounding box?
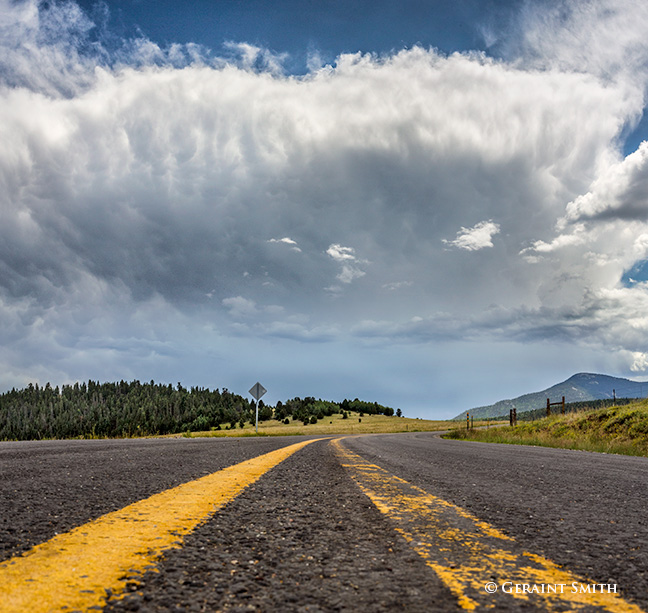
[248,382,267,434]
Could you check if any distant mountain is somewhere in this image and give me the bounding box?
[454,373,648,420]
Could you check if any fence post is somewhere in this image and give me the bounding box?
[546,398,551,417]
[509,409,513,427]
[513,408,517,426]
[471,415,474,429]
[561,396,565,414]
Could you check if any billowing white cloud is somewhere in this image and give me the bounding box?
[326,244,367,286]
[268,237,302,252]
[326,244,357,262]
[561,142,648,224]
[2,0,648,409]
[519,225,588,261]
[443,220,500,251]
[520,139,648,324]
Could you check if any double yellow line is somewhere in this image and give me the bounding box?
[0,436,644,613]
[332,438,643,613]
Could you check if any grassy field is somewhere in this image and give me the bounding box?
[181,413,495,437]
[444,399,648,457]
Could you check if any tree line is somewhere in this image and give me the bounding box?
[0,380,399,440]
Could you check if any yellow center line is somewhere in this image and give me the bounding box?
[332,438,644,613]
[0,439,317,613]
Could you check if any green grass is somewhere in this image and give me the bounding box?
[443,399,648,457]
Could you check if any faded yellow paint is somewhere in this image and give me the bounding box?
[0,439,316,613]
[333,438,645,613]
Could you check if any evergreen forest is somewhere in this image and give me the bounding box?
[0,380,396,440]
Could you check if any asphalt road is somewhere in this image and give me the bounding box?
[1,433,646,611]
[344,433,648,610]
[0,436,304,561]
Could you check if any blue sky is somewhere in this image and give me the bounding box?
[2,0,648,418]
[75,0,502,65]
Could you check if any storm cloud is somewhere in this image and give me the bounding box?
[1,0,648,414]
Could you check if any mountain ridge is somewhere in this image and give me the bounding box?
[454,373,648,420]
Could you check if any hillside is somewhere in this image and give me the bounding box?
[454,373,648,420]
[447,399,648,457]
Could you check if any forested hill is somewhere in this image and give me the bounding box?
[0,380,396,441]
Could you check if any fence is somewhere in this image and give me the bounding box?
[507,397,564,426]
[546,396,565,417]
[468,390,642,430]
[509,408,517,426]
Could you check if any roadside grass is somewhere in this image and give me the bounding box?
[180,413,494,438]
[443,399,648,457]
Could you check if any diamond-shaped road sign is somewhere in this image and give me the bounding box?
[249,382,267,401]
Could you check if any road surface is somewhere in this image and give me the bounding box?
[0,433,646,611]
